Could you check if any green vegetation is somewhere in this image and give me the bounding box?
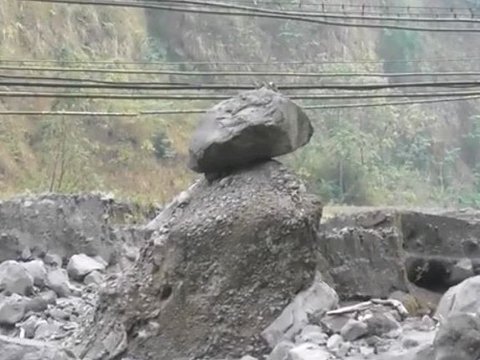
[1,0,480,208]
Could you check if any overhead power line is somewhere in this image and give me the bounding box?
[5,65,480,78]
[4,79,480,91]
[21,0,480,32]
[2,57,480,66]
[2,95,479,117]
[149,0,480,23]
[4,90,480,100]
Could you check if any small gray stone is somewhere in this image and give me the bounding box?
[21,260,47,288]
[21,247,32,261]
[44,252,63,267]
[364,312,401,337]
[326,334,343,351]
[39,290,57,305]
[84,270,104,286]
[49,308,70,321]
[0,260,34,295]
[289,343,331,360]
[34,319,61,340]
[20,315,40,339]
[295,325,328,345]
[267,340,294,360]
[403,337,420,349]
[67,254,106,281]
[320,314,351,334]
[340,319,369,341]
[46,269,71,297]
[0,295,26,325]
[25,296,48,313]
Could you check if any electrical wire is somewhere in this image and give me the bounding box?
[2,94,479,116]
[3,89,480,100]
[4,79,480,91]
[20,0,480,32]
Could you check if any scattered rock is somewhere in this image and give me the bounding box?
[67,254,106,281]
[267,341,294,360]
[295,325,328,345]
[188,88,313,174]
[0,260,34,295]
[20,315,41,339]
[403,337,420,349]
[46,269,71,297]
[84,271,104,286]
[25,296,48,313]
[340,319,368,341]
[44,252,63,267]
[435,275,480,319]
[39,290,58,305]
[0,333,75,359]
[448,258,474,285]
[21,247,32,261]
[0,295,26,325]
[326,334,343,351]
[434,312,480,360]
[262,275,338,348]
[35,319,61,340]
[319,314,351,335]
[289,342,331,360]
[364,312,401,337]
[21,260,47,288]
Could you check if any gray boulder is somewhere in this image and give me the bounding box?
[67,254,106,281]
[340,319,368,341]
[261,274,339,348]
[0,295,26,325]
[21,260,48,288]
[0,334,75,359]
[46,269,71,297]
[364,312,401,337]
[0,260,34,295]
[436,275,480,319]
[433,312,480,360]
[188,88,313,174]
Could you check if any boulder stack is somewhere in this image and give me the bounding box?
[188,87,314,175]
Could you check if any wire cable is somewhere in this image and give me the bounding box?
[3,89,480,100]
[2,94,479,116]
[21,0,480,32]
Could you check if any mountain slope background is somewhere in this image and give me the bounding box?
[1,0,480,206]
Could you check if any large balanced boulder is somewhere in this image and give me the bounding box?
[188,88,313,174]
[69,161,324,360]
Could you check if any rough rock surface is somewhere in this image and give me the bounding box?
[433,312,480,360]
[69,160,324,360]
[188,88,313,174]
[0,193,153,264]
[435,275,480,319]
[0,334,75,360]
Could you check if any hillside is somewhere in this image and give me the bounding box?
[1,0,480,206]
